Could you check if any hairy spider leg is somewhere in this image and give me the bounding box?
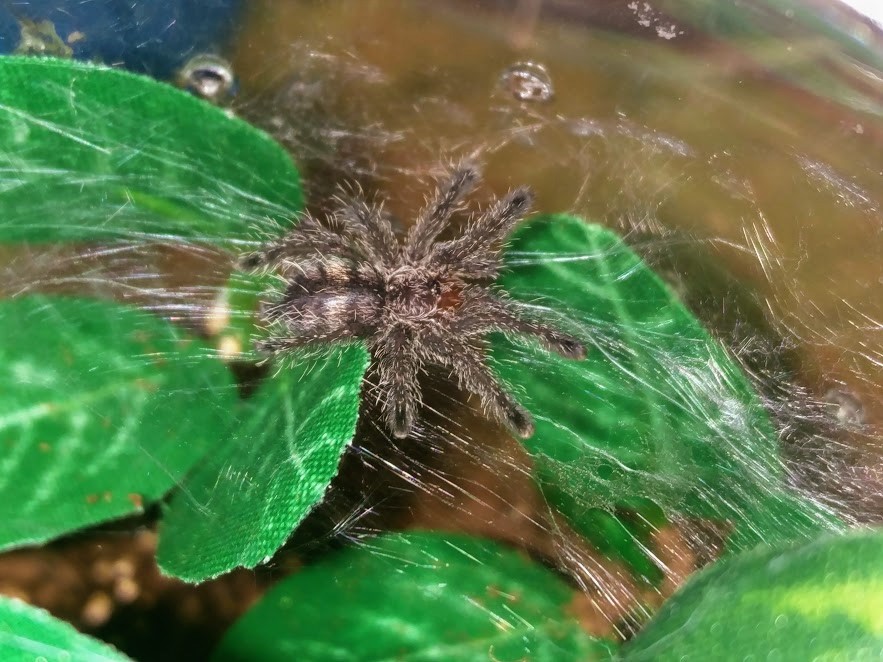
[455,291,587,359]
[404,165,480,261]
[332,193,399,265]
[429,334,535,438]
[239,214,366,269]
[430,187,534,279]
[373,326,423,438]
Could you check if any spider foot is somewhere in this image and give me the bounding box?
[543,333,588,360]
[502,398,536,438]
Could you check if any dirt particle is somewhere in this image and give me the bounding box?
[81,591,113,627]
[114,576,140,604]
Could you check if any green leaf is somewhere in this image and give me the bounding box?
[206,270,277,362]
[157,343,370,582]
[214,532,616,662]
[0,596,132,661]
[495,215,836,558]
[0,56,302,244]
[578,504,667,584]
[623,528,883,661]
[0,295,237,550]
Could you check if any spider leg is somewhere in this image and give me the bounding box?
[456,291,587,359]
[240,213,373,270]
[429,187,533,275]
[372,326,423,438]
[428,334,534,438]
[333,197,399,265]
[405,164,479,261]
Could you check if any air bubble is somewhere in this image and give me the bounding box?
[498,62,554,102]
[175,54,236,103]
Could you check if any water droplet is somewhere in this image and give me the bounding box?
[498,62,554,102]
[823,388,865,427]
[176,54,236,103]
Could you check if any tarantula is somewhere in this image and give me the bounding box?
[242,165,586,439]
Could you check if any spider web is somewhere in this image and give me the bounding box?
[223,0,880,629]
[0,0,881,650]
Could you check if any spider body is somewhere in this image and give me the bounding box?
[243,165,586,439]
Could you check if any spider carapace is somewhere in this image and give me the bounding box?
[242,165,586,439]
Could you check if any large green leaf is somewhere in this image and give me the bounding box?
[0,295,237,550]
[623,528,883,661]
[214,532,616,661]
[157,343,370,582]
[495,215,835,556]
[0,596,132,661]
[0,56,302,244]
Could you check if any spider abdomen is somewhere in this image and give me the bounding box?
[270,290,382,340]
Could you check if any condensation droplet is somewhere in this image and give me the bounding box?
[823,388,865,427]
[176,54,236,103]
[498,62,554,102]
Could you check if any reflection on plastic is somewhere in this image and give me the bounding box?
[499,61,555,102]
[0,0,244,79]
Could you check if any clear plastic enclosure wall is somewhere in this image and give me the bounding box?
[0,1,880,660]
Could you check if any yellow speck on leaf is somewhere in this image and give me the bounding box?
[773,582,883,634]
